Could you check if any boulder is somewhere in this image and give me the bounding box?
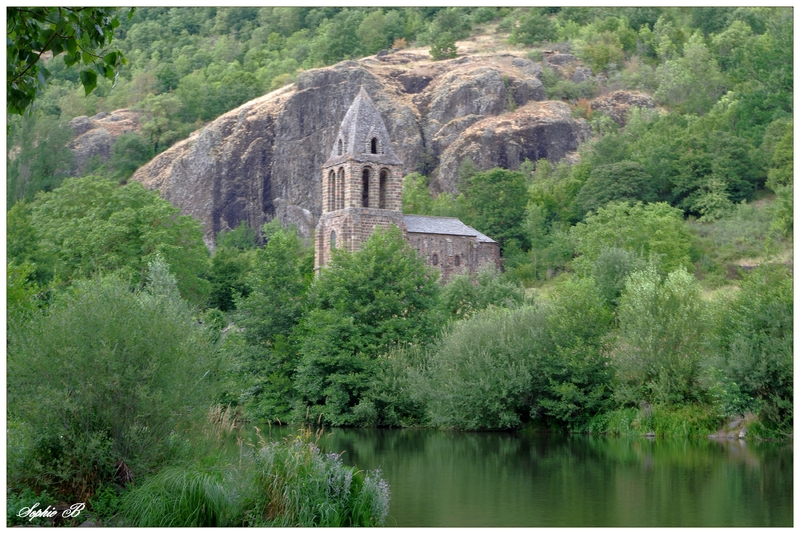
[590,90,655,127]
[571,67,593,84]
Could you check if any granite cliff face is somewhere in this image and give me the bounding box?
[131,51,591,246]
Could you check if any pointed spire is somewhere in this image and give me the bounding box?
[324,87,402,167]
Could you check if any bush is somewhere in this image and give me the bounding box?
[510,8,556,45]
[590,246,646,306]
[596,404,721,439]
[438,266,527,321]
[422,279,612,431]
[7,267,220,501]
[571,201,693,275]
[120,423,391,527]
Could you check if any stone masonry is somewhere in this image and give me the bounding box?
[315,88,501,281]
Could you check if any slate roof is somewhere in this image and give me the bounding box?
[324,87,402,167]
[403,215,497,243]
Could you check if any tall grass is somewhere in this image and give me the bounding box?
[592,404,722,439]
[121,466,234,527]
[120,428,390,527]
[248,429,390,527]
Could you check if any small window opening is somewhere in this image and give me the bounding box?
[362,169,370,207]
[454,255,460,267]
[330,230,336,250]
[432,253,439,266]
[337,139,343,156]
[371,137,378,154]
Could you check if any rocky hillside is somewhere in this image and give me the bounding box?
[130,47,647,247]
[68,109,144,176]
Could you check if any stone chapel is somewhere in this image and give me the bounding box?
[314,87,501,282]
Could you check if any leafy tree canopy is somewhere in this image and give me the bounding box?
[10,175,210,304]
[294,226,440,425]
[7,7,132,115]
[571,201,693,274]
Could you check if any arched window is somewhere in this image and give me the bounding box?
[454,255,460,267]
[431,253,439,266]
[337,168,345,209]
[362,168,370,207]
[379,169,387,209]
[327,170,335,211]
[330,230,336,250]
[371,137,378,154]
[337,139,343,156]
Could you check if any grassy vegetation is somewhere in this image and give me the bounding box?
[119,428,390,527]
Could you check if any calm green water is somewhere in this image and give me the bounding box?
[285,428,792,527]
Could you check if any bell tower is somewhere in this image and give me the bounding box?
[315,87,406,272]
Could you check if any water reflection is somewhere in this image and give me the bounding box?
[253,426,792,527]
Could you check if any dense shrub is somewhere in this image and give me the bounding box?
[7,265,220,501]
[422,278,612,431]
[571,201,693,275]
[576,161,657,216]
[438,266,528,321]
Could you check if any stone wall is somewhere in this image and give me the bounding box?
[315,208,407,271]
[406,232,501,282]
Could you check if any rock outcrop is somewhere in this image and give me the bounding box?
[131,51,590,246]
[590,90,655,127]
[69,109,143,175]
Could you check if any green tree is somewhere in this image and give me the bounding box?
[7,7,131,114]
[655,32,727,115]
[576,161,657,217]
[429,31,457,61]
[462,168,529,250]
[7,269,220,500]
[402,172,434,215]
[16,175,210,304]
[356,10,389,54]
[107,132,155,182]
[510,8,556,45]
[575,31,625,72]
[294,226,440,425]
[308,9,364,65]
[236,222,312,346]
[715,265,793,434]
[570,201,693,274]
[765,123,793,235]
[613,266,711,405]
[7,113,75,206]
